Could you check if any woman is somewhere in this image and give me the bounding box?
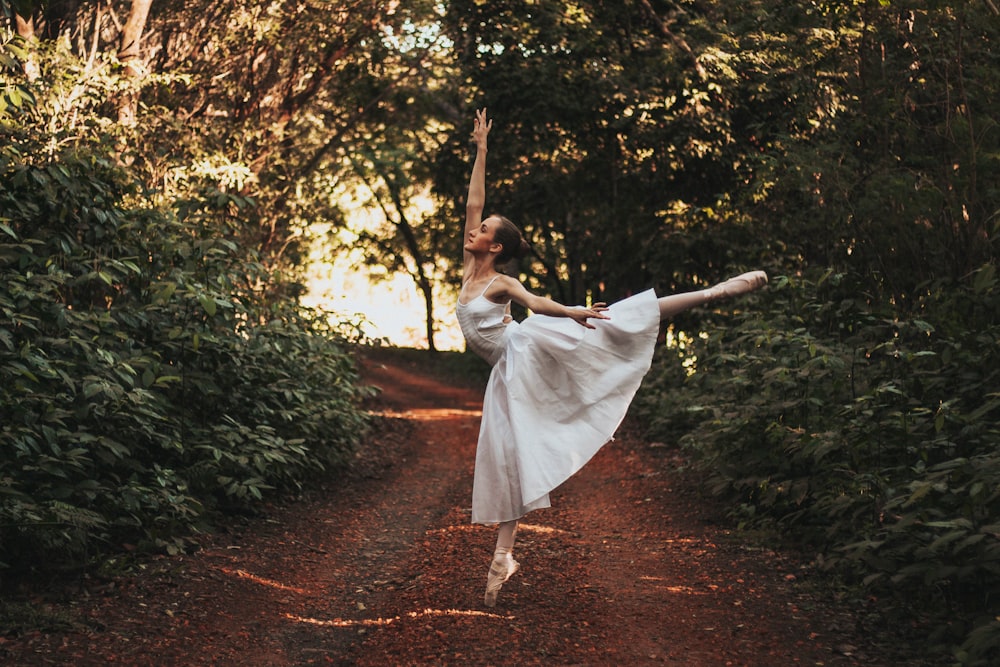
[456,108,766,607]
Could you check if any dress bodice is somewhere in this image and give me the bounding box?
[456,277,510,367]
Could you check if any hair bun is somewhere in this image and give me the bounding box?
[492,215,528,266]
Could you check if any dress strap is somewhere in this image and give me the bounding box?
[480,275,501,297]
[459,274,503,306]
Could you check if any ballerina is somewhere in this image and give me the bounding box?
[456,108,767,607]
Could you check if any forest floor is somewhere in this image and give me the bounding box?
[1,348,940,666]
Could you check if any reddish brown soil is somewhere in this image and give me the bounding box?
[1,350,931,666]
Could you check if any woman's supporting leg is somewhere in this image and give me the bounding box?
[485,519,520,607]
[495,519,518,553]
[657,270,767,320]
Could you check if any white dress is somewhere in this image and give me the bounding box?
[456,277,661,524]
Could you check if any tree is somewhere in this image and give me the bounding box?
[434,0,764,323]
[116,0,152,127]
[6,0,37,80]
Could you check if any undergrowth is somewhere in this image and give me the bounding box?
[635,270,1000,666]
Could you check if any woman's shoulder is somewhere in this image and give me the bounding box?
[485,274,522,300]
[464,273,517,305]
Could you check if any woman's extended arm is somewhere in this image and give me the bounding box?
[499,276,609,329]
[464,109,492,273]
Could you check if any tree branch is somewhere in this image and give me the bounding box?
[636,0,706,80]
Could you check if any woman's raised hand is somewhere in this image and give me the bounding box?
[472,108,492,150]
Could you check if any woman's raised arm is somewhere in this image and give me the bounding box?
[465,108,492,240]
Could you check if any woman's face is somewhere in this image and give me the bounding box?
[465,216,502,255]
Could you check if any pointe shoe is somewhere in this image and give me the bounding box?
[483,553,520,608]
[705,270,768,301]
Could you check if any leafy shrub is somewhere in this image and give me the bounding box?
[0,116,369,571]
[635,269,1000,664]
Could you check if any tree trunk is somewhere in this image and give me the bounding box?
[14,12,39,81]
[419,275,437,354]
[117,0,154,127]
[395,215,437,353]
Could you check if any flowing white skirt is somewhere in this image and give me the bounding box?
[471,289,661,524]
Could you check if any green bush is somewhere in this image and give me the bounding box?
[0,132,370,570]
[635,269,1000,664]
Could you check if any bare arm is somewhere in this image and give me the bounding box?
[497,276,609,329]
[463,108,492,275]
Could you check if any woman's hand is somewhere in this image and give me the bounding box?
[567,302,610,329]
[472,108,492,151]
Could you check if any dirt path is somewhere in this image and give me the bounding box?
[3,351,905,665]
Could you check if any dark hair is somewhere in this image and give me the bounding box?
[492,215,530,266]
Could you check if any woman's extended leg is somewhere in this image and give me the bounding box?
[484,519,520,607]
[657,270,767,319]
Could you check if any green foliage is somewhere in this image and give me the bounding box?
[0,32,34,120]
[0,120,370,572]
[438,0,752,303]
[636,267,1000,663]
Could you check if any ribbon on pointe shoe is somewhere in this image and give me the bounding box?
[484,553,520,608]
